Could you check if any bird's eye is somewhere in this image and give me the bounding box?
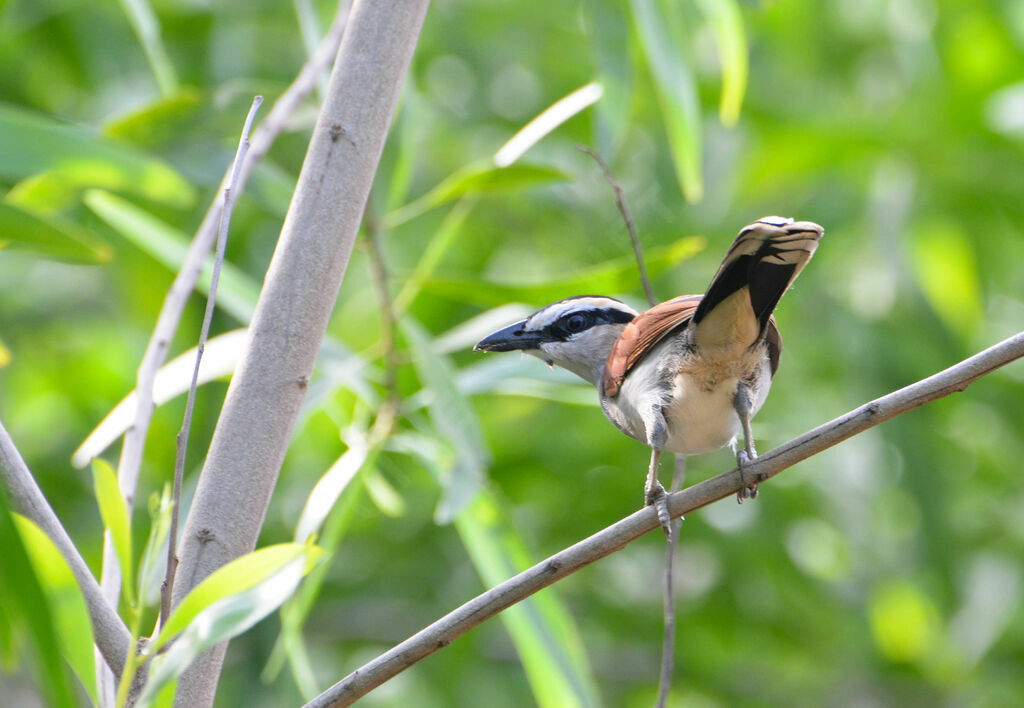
[565,313,588,333]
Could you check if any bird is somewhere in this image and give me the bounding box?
[474,216,823,526]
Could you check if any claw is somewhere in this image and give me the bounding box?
[736,449,759,502]
[645,481,672,536]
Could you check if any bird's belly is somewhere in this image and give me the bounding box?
[662,376,741,454]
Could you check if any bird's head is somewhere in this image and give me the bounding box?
[474,295,638,386]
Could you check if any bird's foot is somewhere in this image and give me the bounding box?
[736,449,759,503]
[644,481,672,537]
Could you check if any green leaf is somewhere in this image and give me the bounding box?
[380,162,569,230]
[83,189,259,323]
[0,200,112,264]
[293,431,372,544]
[92,458,135,606]
[421,235,705,306]
[630,0,703,202]
[137,484,174,608]
[13,514,97,703]
[103,89,205,146]
[140,544,323,707]
[393,197,477,314]
[0,495,78,708]
[402,318,489,522]
[0,104,194,208]
[150,543,323,654]
[456,488,600,707]
[117,0,179,96]
[695,0,748,126]
[265,443,375,695]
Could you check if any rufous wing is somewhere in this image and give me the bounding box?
[602,295,701,397]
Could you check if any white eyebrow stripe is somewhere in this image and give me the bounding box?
[525,297,636,330]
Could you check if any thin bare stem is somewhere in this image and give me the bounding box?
[364,220,401,439]
[0,421,132,677]
[160,96,264,626]
[94,1,351,639]
[656,454,686,708]
[170,1,429,703]
[304,329,1024,708]
[575,145,657,307]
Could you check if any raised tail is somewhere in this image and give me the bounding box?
[692,216,823,351]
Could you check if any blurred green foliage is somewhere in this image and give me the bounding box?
[2,0,1024,705]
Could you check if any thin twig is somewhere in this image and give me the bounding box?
[96,0,350,644]
[364,218,401,440]
[160,96,264,627]
[0,421,132,677]
[304,329,1024,708]
[580,141,677,702]
[575,145,657,307]
[656,454,686,708]
[170,2,428,702]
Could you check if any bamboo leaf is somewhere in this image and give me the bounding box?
[139,544,323,707]
[0,200,112,264]
[92,458,135,606]
[83,189,258,323]
[402,318,489,522]
[137,484,174,608]
[0,495,78,707]
[380,162,568,230]
[0,104,194,207]
[12,514,97,703]
[421,235,704,306]
[695,0,748,126]
[630,0,703,202]
[150,543,323,654]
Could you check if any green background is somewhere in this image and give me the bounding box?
[1,0,1023,705]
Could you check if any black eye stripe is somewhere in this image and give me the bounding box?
[541,308,635,340]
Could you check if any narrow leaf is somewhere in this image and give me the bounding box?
[379,162,568,230]
[0,200,112,264]
[0,495,78,708]
[494,82,604,167]
[84,189,259,323]
[630,0,704,202]
[150,543,323,654]
[137,485,174,608]
[421,235,704,306]
[402,318,489,522]
[695,0,748,126]
[455,491,600,708]
[293,431,371,543]
[393,197,477,315]
[0,104,194,207]
[13,515,97,703]
[72,329,248,468]
[92,458,135,605]
[138,548,321,707]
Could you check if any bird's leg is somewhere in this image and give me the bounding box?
[644,449,671,536]
[733,382,759,502]
[642,407,671,535]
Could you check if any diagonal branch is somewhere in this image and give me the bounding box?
[0,420,131,677]
[304,329,1024,708]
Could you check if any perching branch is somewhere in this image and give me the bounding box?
[304,329,1024,708]
[169,1,430,705]
[161,96,264,627]
[0,420,131,677]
